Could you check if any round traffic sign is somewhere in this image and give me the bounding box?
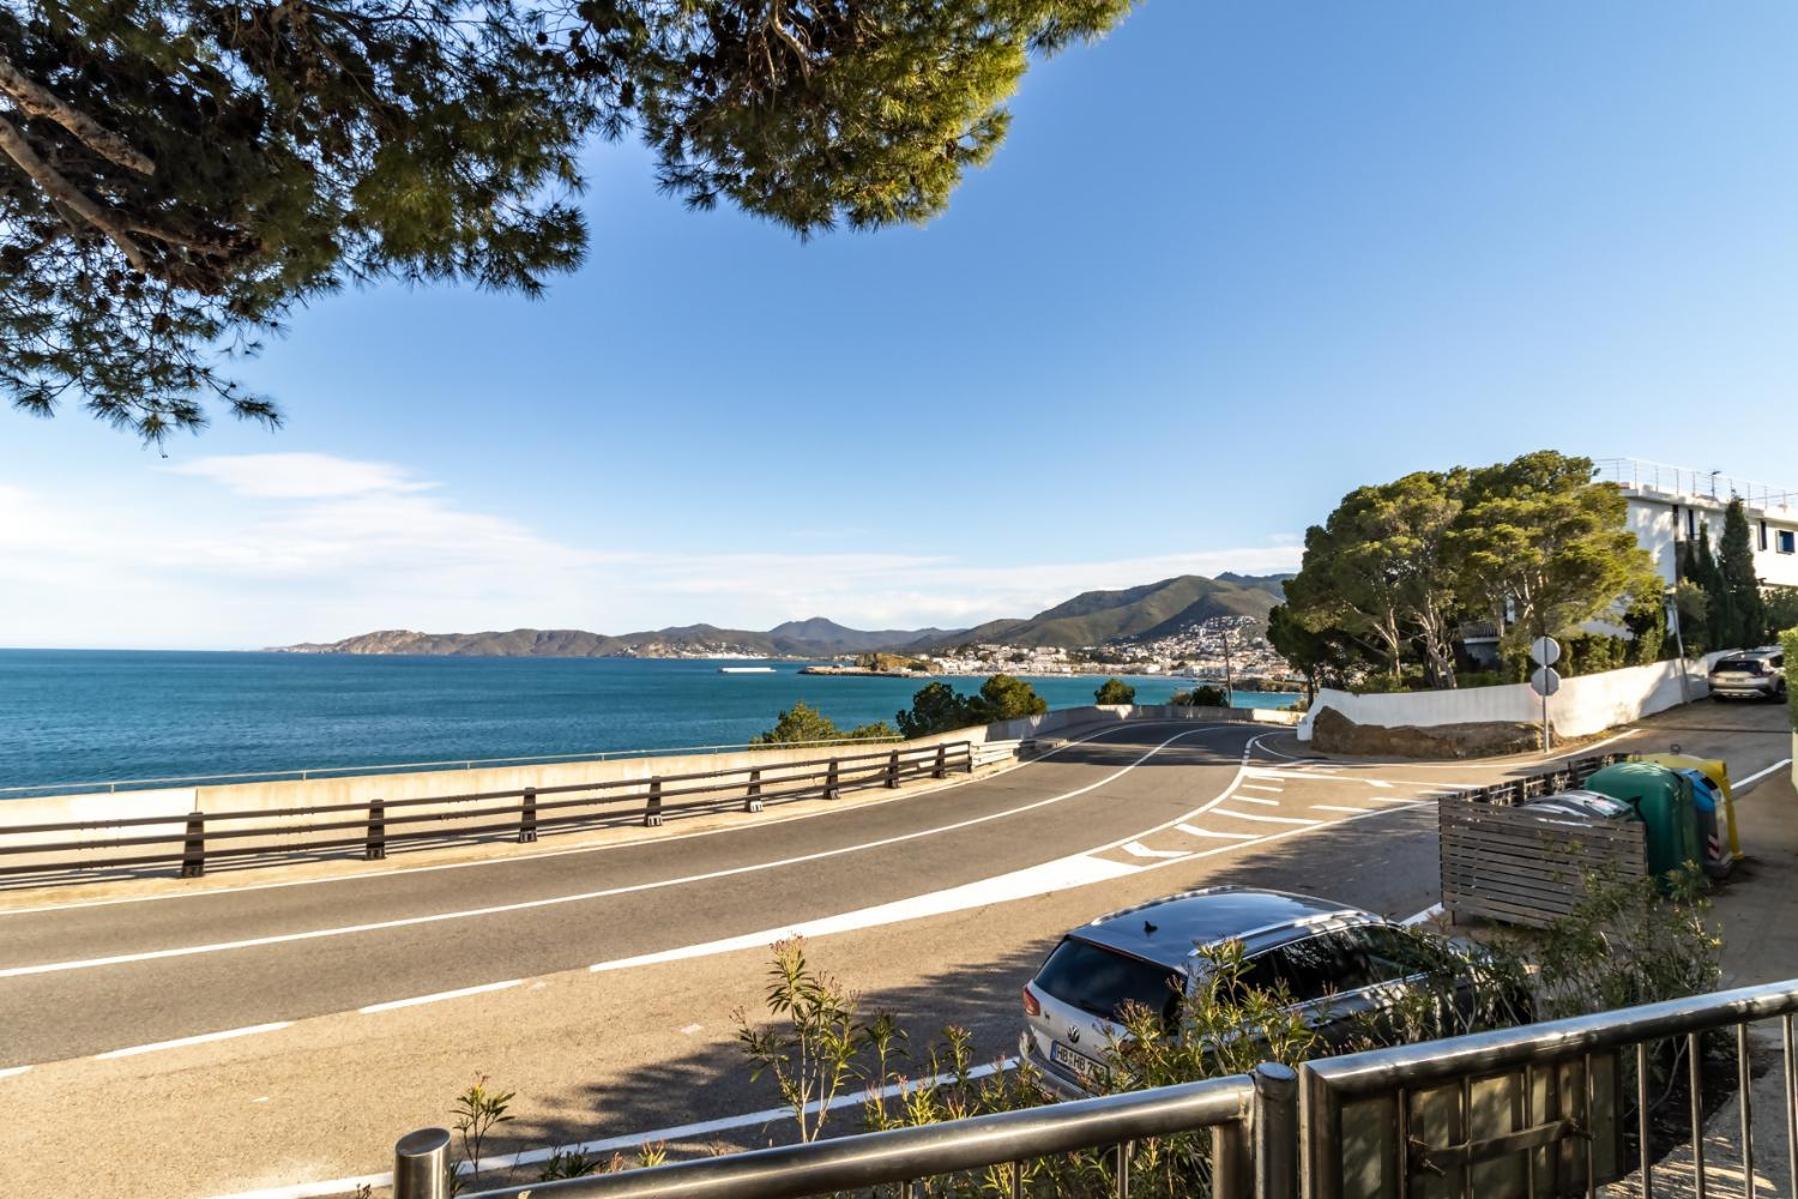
[1530,636,1562,667]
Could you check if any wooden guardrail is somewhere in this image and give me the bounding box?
[1440,751,1641,927]
[0,741,978,880]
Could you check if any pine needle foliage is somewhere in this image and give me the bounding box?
[0,0,1134,439]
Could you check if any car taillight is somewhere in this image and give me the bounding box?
[1022,985,1041,1017]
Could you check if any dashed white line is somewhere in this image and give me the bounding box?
[1122,841,1190,859]
[0,1065,29,1080]
[95,1022,293,1060]
[1239,783,1284,793]
[1211,809,1320,826]
[1233,795,1282,807]
[1311,804,1375,815]
[1358,794,1438,805]
[1176,824,1259,841]
[358,979,522,1014]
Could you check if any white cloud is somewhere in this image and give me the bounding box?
[164,453,437,499]
[0,454,1301,648]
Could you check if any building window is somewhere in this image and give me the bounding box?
[1687,508,1697,539]
[1780,530,1796,555]
[1762,521,1771,551]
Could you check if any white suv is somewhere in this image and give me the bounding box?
[1709,648,1787,702]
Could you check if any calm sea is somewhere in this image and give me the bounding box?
[0,650,1297,793]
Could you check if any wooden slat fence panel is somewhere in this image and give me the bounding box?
[1439,797,1647,928]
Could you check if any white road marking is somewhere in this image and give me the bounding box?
[0,727,1241,980]
[679,1023,704,1035]
[1736,758,1794,791]
[0,721,1187,920]
[589,855,1141,972]
[357,979,522,1014]
[1311,804,1375,815]
[1122,841,1191,859]
[1238,782,1284,793]
[202,1060,1021,1199]
[1358,794,1438,805]
[1176,824,1258,841]
[1211,808,1320,826]
[0,1065,29,1080]
[1233,795,1281,807]
[95,1022,292,1060]
[1365,780,1394,789]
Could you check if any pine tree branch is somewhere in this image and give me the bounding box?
[0,113,149,271]
[0,53,155,176]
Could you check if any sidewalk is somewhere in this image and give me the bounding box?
[1612,764,1797,1198]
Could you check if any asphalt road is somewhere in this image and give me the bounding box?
[2,702,1789,1198]
[0,721,1265,1067]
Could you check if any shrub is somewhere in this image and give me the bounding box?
[1094,677,1136,705]
[753,701,895,745]
[1785,629,1798,732]
[1171,684,1227,707]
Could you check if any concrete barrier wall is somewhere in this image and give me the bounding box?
[1297,655,1724,742]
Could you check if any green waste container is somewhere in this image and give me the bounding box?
[1584,762,1701,886]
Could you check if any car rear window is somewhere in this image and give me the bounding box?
[1715,659,1765,675]
[1033,938,1182,1023]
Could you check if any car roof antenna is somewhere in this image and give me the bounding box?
[1144,920,1159,934]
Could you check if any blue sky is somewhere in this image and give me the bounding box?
[5,1,1797,648]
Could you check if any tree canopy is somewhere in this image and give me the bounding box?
[894,672,1047,737]
[0,0,1134,440]
[1282,451,1661,691]
[1093,676,1135,705]
[752,700,893,745]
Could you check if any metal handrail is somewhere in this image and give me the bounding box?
[395,1066,1296,1199]
[1305,979,1798,1098]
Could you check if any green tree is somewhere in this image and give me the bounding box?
[1264,603,1374,700]
[973,672,1048,721]
[1684,524,1730,652]
[1767,588,1798,637]
[1284,470,1466,687]
[1717,498,1768,648]
[0,0,1135,440]
[1093,677,1135,705]
[1672,579,1711,656]
[1171,683,1227,707]
[1446,451,1660,656]
[753,701,893,745]
[895,681,979,739]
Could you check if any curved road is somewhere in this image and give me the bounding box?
[0,721,1260,1067]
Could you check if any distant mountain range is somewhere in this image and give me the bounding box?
[271,573,1289,659]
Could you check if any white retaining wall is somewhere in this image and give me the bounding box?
[1296,655,1725,742]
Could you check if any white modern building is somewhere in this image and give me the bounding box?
[1597,458,1798,590]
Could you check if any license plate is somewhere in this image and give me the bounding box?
[1050,1040,1110,1085]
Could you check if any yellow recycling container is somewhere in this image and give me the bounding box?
[1634,753,1741,862]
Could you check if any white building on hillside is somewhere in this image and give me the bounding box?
[1597,458,1798,590]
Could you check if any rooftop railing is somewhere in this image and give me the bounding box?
[1595,457,1798,512]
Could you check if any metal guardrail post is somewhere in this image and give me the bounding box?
[394,1127,451,1199]
[644,779,663,827]
[1252,1063,1299,1199]
[365,798,386,860]
[1212,1116,1251,1199]
[519,787,537,843]
[825,758,840,800]
[180,810,205,877]
[965,741,975,773]
[745,768,763,813]
[886,750,901,789]
[933,744,947,779]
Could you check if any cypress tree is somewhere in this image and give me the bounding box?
[1719,499,1768,647]
[1691,520,1739,649]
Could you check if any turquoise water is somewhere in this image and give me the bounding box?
[0,650,1296,792]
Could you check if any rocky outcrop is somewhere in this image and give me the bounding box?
[1309,705,1542,759]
